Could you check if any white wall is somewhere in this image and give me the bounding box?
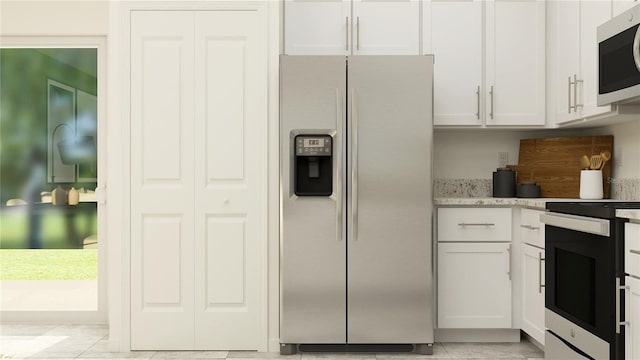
[0,1,108,35]
[433,121,640,180]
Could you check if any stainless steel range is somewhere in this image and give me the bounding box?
[541,202,640,360]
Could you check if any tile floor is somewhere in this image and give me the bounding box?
[0,324,544,360]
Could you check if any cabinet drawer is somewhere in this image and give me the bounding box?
[626,223,640,278]
[438,207,511,242]
[521,208,544,248]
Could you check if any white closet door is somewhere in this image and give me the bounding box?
[130,11,196,350]
[193,10,267,350]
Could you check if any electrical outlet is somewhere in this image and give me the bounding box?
[498,152,509,168]
[615,148,623,167]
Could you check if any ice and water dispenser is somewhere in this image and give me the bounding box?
[294,135,332,196]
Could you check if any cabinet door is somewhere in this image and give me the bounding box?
[521,245,545,345]
[485,0,545,126]
[613,0,638,16]
[425,0,483,126]
[626,276,640,360]
[580,1,613,118]
[130,10,196,350]
[284,0,351,55]
[352,0,420,55]
[193,10,268,350]
[554,0,581,124]
[438,242,512,328]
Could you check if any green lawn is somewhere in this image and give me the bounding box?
[1,207,97,249]
[0,249,97,280]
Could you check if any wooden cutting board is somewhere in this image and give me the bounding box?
[506,135,613,198]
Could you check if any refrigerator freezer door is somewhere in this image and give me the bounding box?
[347,56,434,343]
[280,56,348,343]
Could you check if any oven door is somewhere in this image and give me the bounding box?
[542,212,615,343]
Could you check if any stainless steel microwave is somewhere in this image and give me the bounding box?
[598,4,640,106]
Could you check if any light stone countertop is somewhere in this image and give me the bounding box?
[435,198,640,221]
[616,209,640,222]
[433,197,585,210]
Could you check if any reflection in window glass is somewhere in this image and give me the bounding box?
[0,48,98,310]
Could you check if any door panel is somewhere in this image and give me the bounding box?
[193,10,267,350]
[284,0,351,55]
[438,242,512,328]
[280,56,347,343]
[347,56,433,343]
[352,0,420,55]
[426,0,483,126]
[130,10,195,350]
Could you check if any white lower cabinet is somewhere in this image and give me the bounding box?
[521,244,545,345]
[627,276,640,360]
[438,242,512,328]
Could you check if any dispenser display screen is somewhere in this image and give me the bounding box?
[295,135,332,156]
[304,139,324,147]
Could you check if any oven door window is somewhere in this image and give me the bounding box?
[546,225,614,342]
[555,248,596,326]
[599,24,640,94]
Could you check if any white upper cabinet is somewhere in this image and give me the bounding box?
[351,0,420,55]
[613,0,638,16]
[425,0,483,126]
[284,0,419,55]
[550,0,613,126]
[485,0,545,126]
[425,0,545,127]
[284,0,351,55]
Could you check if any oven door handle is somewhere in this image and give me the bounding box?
[540,212,610,237]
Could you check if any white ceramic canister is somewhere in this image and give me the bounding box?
[579,170,604,200]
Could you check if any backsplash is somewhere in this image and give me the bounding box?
[435,178,640,200]
[433,179,492,198]
[609,178,640,200]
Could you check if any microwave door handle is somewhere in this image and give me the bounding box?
[634,25,640,72]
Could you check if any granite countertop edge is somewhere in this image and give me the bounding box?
[434,198,640,221]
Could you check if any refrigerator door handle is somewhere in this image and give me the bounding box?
[351,88,359,242]
[336,89,343,242]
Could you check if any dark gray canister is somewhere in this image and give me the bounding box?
[493,168,516,198]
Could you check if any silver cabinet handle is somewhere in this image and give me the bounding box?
[507,244,512,280]
[336,89,343,242]
[520,224,540,230]
[350,88,358,242]
[489,85,494,119]
[476,86,480,119]
[616,277,630,334]
[457,223,495,226]
[631,249,640,255]
[538,252,545,294]
[574,74,583,109]
[356,16,360,51]
[345,17,349,51]
[568,76,572,113]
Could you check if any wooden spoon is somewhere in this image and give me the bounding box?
[580,155,591,170]
[590,155,603,170]
[600,150,611,170]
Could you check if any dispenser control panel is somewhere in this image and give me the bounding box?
[295,136,332,156]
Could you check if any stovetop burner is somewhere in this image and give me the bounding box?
[546,201,640,219]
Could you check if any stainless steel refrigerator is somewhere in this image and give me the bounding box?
[280,55,434,355]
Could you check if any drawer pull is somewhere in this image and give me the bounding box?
[631,249,640,255]
[520,224,540,230]
[458,223,496,227]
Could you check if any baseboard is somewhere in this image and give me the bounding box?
[435,328,521,343]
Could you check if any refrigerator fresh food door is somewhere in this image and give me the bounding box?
[347,55,434,344]
[280,55,348,343]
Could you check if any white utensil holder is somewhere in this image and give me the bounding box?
[580,170,603,200]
